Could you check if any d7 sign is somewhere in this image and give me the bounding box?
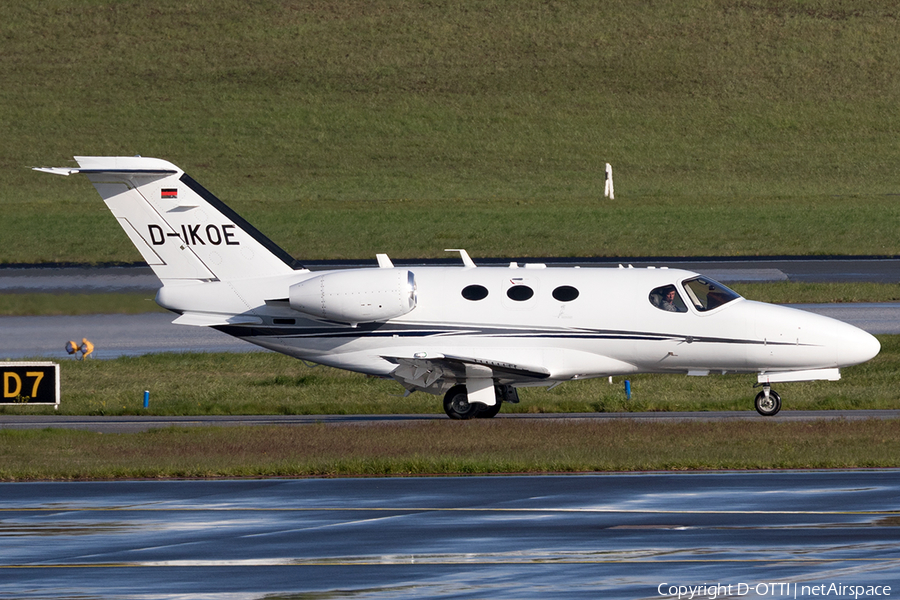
[1,363,59,407]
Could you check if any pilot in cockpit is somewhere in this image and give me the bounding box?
[661,288,680,312]
[650,284,687,313]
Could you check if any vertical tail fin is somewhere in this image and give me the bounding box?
[36,156,301,283]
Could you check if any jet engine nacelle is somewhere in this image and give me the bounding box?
[289,269,417,324]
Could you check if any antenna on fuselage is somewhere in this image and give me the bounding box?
[445,249,476,268]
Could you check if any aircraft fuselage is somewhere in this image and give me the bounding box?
[157,265,879,392]
[37,156,881,417]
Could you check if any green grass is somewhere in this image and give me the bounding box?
[3,1,900,263]
[8,195,900,263]
[3,335,898,416]
[0,293,166,316]
[2,419,898,480]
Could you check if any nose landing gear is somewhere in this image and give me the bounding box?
[754,385,782,416]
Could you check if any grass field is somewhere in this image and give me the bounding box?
[2,335,897,416]
[4,343,900,478]
[3,419,898,480]
[3,1,900,262]
[3,345,898,479]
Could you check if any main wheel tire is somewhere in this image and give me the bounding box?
[754,389,782,416]
[475,399,502,419]
[443,385,480,420]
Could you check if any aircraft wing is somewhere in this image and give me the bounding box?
[384,352,550,395]
[171,312,263,327]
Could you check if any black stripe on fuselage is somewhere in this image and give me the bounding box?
[213,322,808,348]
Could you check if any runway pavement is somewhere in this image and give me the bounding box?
[0,312,255,360]
[2,472,898,599]
[2,410,899,433]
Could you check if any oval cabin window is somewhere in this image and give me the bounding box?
[649,284,687,313]
[552,285,579,302]
[506,285,534,301]
[461,284,489,301]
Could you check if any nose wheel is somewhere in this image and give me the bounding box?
[754,386,782,416]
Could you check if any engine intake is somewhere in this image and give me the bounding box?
[289,269,417,325]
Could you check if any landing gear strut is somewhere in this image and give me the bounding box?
[754,386,782,416]
[442,384,517,420]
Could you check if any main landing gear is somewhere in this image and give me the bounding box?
[754,385,782,416]
[443,384,518,420]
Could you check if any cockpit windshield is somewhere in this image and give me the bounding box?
[681,276,741,312]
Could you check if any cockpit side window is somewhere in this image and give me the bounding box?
[649,285,687,313]
[681,277,741,312]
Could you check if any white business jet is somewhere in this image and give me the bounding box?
[36,157,880,418]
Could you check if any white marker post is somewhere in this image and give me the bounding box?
[604,163,614,199]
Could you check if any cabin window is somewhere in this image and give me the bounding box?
[552,285,579,302]
[506,285,534,301]
[461,284,489,301]
[682,277,741,312]
[649,284,687,313]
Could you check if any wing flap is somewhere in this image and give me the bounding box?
[442,354,550,380]
[384,352,550,395]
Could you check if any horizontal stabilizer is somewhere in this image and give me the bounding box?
[34,166,177,177]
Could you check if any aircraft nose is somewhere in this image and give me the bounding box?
[836,325,880,367]
[746,301,880,370]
